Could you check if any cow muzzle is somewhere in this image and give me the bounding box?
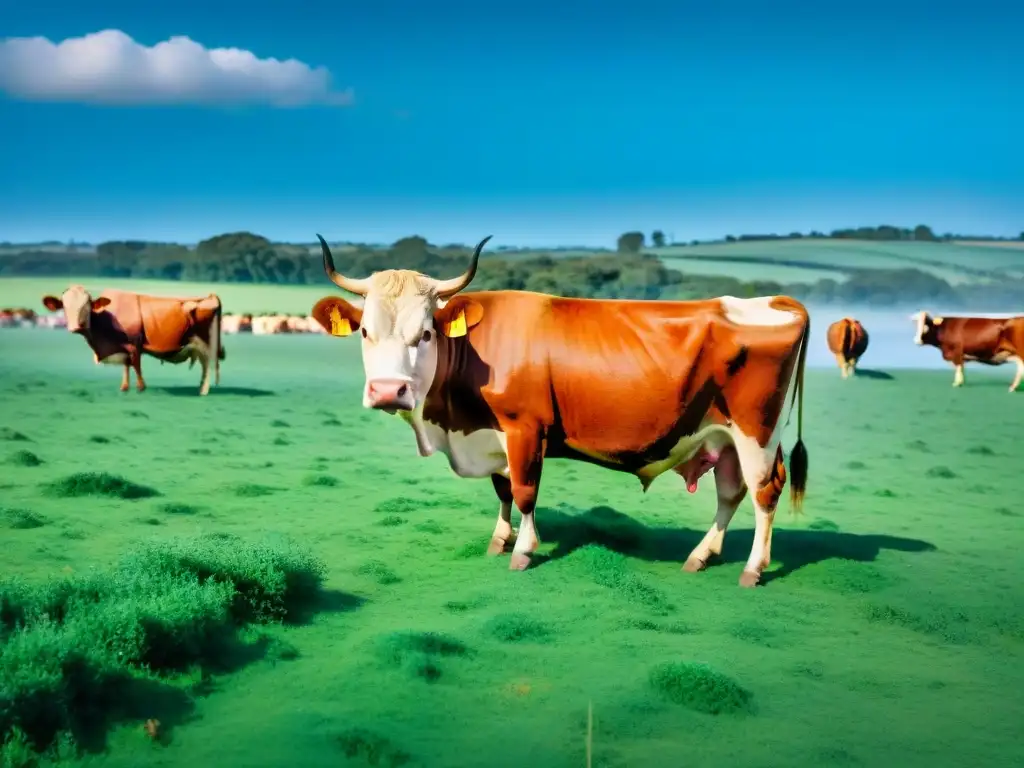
[366,379,414,412]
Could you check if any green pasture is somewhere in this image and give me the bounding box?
[1,329,1023,767]
[652,238,1024,285]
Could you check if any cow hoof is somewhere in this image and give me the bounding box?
[509,553,532,571]
[738,570,761,588]
[682,556,706,573]
[486,537,508,556]
[119,385,129,393]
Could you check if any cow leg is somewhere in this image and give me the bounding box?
[131,349,146,392]
[730,430,787,588]
[505,428,545,571]
[197,347,212,396]
[683,444,747,572]
[952,362,965,387]
[120,364,130,392]
[487,473,517,555]
[1009,356,1023,393]
[835,353,848,378]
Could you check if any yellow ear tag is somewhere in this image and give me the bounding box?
[329,307,353,336]
[933,316,944,325]
[443,309,468,338]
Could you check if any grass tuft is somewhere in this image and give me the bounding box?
[6,450,42,467]
[0,508,47,530]
[302,474,339,488]
[334,727,413,767]
[483,613,552,643]
[648,661,754,715]
[42,472,159,500]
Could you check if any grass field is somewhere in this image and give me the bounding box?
[2,328,1023,767]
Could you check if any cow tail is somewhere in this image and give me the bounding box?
[841,318,852,363]
[788,315,809,515]
[211,295,224,386]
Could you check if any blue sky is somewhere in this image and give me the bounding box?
[0,0,1021,247]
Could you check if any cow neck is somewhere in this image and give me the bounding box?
[423,329,494,436]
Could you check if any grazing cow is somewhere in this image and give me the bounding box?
[41,285,226,395]
[912,311,1024,392]
[309,234,810,588]
[826,317,869,378]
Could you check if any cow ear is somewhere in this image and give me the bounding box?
[311,296,362,337]
[42,295,64,311]
[91,297,111,311]
[435,297,484,338]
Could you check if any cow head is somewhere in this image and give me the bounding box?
[311,235,491,415]
[41,285,111,333]
[911,310,943,347]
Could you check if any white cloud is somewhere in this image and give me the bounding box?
[0,29,353,107]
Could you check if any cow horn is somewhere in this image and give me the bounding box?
[433,235,492,299]
[318,234,370,296]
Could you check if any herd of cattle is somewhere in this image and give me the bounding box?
[1,306,325,335]
[3,238,1023,588]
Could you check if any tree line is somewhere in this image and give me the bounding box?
[617,224,1024,252]
[1,230,1023,309]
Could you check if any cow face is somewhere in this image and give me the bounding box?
[911,310,943,347]
[41,285,110,333]
[311,235,490,414]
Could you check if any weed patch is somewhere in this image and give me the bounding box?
[334,727,413,767]
[303,474,339,488]
[0,535,331,760]
[483,613,552,643]
[375,631,470,683]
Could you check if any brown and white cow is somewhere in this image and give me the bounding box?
[309,234,810,588]
[826,317,869,378]
[912,311,1024,391]
[41,285,226,395]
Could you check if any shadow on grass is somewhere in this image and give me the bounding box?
[153,386,276,397]
[286,588,367,626]
[853,368,895,381]
[529,505,936,584]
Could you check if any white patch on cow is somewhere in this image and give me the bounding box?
[415,418,510,479]
[189,335,213,395]
[99,352,129,366]
[729,426,781,580]
[953,363,965,387]
[1010,356,1024,393]
[719,296,797,327]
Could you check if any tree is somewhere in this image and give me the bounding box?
[616,231,645,254]
[651,230,666,248]
[912,224,937,241]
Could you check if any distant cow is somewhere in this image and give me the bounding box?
[310,234,809,588]
[912,311,1024,391]
[41,285,226,395]
[826,317,869,378]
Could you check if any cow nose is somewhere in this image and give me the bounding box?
[367,379,412,410]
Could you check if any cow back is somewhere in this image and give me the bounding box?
[138,296,194,354]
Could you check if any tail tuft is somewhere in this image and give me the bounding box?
[789,438,808,514]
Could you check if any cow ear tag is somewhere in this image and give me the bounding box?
[329,306,354,336]
[443,308,468,338]
[933,316,944,325]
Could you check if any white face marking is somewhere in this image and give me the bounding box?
[911,310,929,345]
[357,279,442,411]
[718,296,798,327]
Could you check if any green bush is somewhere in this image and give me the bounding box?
[0,535,327,761]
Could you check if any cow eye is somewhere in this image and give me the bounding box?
[360,327,368,339]
[421,330,432,343]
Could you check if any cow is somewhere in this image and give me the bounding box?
[309,234,810,588]
[41,285,226,395]
[826,317,869,378]
[912,311,1024,392]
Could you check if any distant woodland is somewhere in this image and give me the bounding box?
[2,225,1023,309]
